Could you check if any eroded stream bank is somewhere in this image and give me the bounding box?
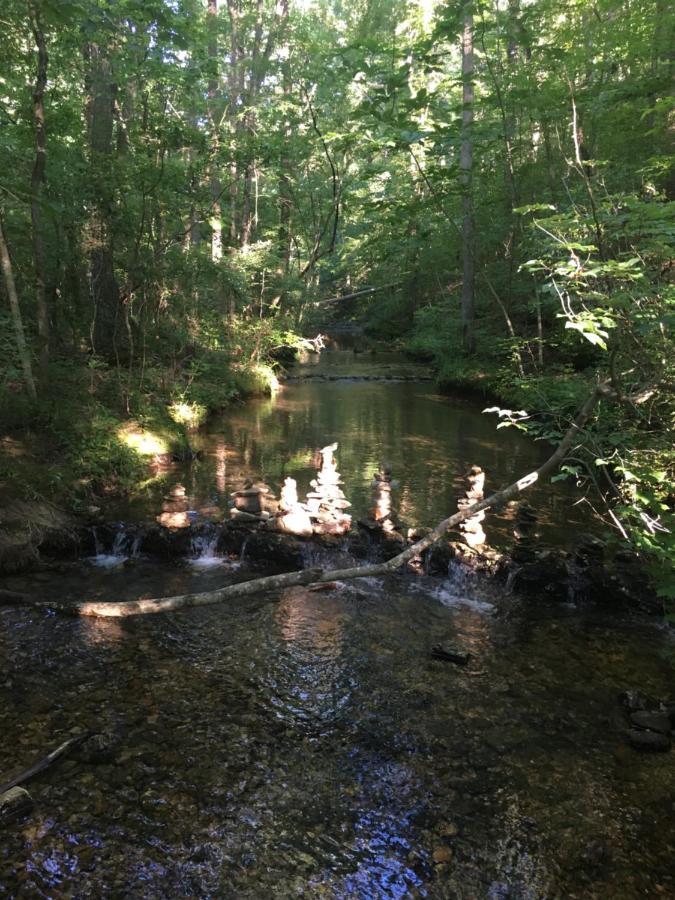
[1,351,673,898]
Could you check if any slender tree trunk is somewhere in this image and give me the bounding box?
[460,2,475,354]
[28,3,50,378]
[207,0,223,262]
[226,0,241,244]
[278,2,293,273]
[87,43,123,360]
[0,215,37,400]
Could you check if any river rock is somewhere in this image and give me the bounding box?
[0,787,33,822]
[618,689,652,713]
[629,711,672,735]
[76,732,119,764]
[431,644,470,666]
[626,729,671,752]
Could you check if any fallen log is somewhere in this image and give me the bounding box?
[0,732,91,794]
[3,384,609,617]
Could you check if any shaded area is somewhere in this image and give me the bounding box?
[0,563,673,897]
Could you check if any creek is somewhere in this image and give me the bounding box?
[0,346,673,898]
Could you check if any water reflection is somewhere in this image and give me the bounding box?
[111,379,597,549]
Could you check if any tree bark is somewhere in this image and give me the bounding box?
[0,213,37,400]
[28,2,50,379]
[87,43,123,360]
[460,2,475,354]
[18,384,609,618]
[208,0,223,262]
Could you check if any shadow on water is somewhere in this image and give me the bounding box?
[1,559,674,897]
[1,349,673,897]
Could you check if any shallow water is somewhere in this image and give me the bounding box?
[1,352,673,897]
[112,349,597,548]
[1,561,673,898]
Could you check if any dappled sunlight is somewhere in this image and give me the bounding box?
[117,424,168,458]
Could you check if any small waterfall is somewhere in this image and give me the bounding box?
[417,560,494,613]
[189,524,224,568]
[90,525,140,568]
[238,535,250,565]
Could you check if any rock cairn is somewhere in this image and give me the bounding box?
[273,476,313,536]
[230,480,272,524]
[457,466,486,548]
[305,443,352,535]
[368,462,398,534]
[157,483,190,529]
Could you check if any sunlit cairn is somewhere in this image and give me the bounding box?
[511,501,538,563]
[273,476,314,537]
[304,443,352,535]
[157,483,190,529]
[457,465,487,548]
[229,479,273,524]
[367,461,400,535]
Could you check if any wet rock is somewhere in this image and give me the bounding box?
[244,531,305,569]
[629,711,672,735]
[0,787,33,822]
[432,845,453,864]
[436,821,460,839]
[423,543,456,576]
[431,644,470,666]
[508,552,570,601]
[618,689,651,713]
[75,732,119,764]
[626,729,671,752]
[139,524,193,559]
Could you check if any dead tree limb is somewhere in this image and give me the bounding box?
[12,383,609,618]
[0,733,91,794]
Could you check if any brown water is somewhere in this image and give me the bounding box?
[113,350,597,548]
[1,352,673,898]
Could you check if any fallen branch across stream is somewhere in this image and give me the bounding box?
[0,733,91,794]
[3,383,613,618]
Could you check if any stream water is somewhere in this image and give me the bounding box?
[1,348,673,898]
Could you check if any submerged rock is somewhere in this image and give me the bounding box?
[0,787,33,823]
[630,711,672,735]
[626,729,671,752]
[431,644,471,666]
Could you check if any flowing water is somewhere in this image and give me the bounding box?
[1,347,673,898]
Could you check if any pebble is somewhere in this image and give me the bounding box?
[432,846,454,864]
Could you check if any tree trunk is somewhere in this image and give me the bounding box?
[87,43,123,360]
[29,3,50,379]
[208,0,223,262]
[0,214,37,400]
[460,2,475,355]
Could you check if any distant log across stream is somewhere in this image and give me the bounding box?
[0,383,625,618]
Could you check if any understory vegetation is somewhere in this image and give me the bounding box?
[0,0,673,597]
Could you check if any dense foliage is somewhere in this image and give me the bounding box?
[0,0,673,592]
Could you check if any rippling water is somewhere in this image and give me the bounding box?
[1,351,673,897]
[1,557,673,897]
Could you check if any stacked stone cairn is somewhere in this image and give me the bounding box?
[229,479,272,524]
[157,483,190,528]
[273,476,313,537]
[305,443,352,535]
[368,462,398,534]
[511,501,538,562]
[457,466,487,548]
